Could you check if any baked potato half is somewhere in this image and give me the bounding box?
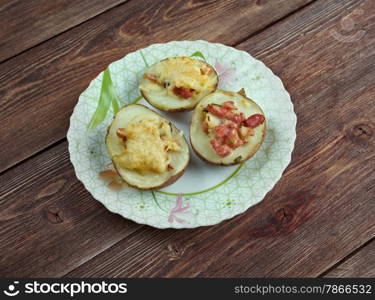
[139,56,218,112]
[105,104,189,190]
[190,89,266,166]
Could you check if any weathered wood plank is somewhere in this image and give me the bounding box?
[0,0,314,173]
[0,142,142,277]
[63,0,375,277]
[1,0,374,278]
[65,142,375,277]
[324,239,375,278]
[0,0,129,62]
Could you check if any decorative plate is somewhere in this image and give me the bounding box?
[67,40,296,229]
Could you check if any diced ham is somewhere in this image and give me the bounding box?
[210,139,232,157]
[214,123,233,138]
[207,104,226,118]
[173,87,193,99]
[221,101,236,111]
[205,101,264,157]
[207,102,244,124]
[226,111,245,124]
[210,121,243,156]
[244,114,265,128]
[225,128,244,148]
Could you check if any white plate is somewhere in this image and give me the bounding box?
[67,40,296,229]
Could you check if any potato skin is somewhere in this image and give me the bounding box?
[139,57,219,112]
[105,104,190,190]
[110,155,189,190]
[141,80,218,112]
[189,90,266,166]
[140,89,196,112]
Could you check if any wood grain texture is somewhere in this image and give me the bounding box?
[0,0,314,173]
[0,0,129,62]
[0,141,142,277]
[324,239,375,278]
[1,0,374,278]
[63,0,375,277]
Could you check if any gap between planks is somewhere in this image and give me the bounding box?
[62,0,375,277]
[318,237,375,277]
[3,0,372,277]
[0,0,318,177]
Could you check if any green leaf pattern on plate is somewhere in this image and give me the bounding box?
[190,51,206,61]
[87,69,120,129]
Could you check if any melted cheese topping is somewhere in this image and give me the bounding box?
[152,57,213,94]
[114,118,180,174]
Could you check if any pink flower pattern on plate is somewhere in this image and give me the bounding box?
[214,60,235,87]
[168,194,191,224]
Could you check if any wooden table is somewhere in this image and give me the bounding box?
[0,0,374,278]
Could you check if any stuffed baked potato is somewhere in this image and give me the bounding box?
[190,89,266,166]
[139,56,218,112]
[106,104,190,189]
